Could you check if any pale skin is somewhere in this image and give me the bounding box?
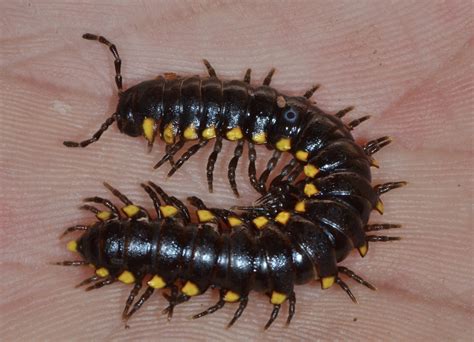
[0,1,472,340]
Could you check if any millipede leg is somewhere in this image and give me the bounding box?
[147,181,171,204]
[168,140,209,177]
[192,290,226,319]
[269,158,297,188]
[165,144,175,167]
[80,204,101,215]
[82,33,123,91]
[53,260,88,266]
[102,182,150,220]
[154,140,185,169]
[63,113,117,148]
[227,297,248,328]
[243,69,251,83]
[103,182,133,205]
[286,291,296,326]
[228,140,244,197]
[336,277,357,303]
[122,280,143,321]
[162,286,190,320]
[258,150,281,192]
[141,183,162,218]
[365,223,401,231]
[335,106,354,118]
[303,84,320,99]
[363,136,392,156]
[264,304,281,330]
[348,115,371,129]
[187,196,208,210]
[374,181,407,195]
[75,275,100,288]
[366,235,401,242]
[248,143,265,194]
[85,277,115,291]
[338,266,376,290]
[188,197,240,227]
[203,59,217,77]
[83,196,121,218]
[146,181,189,221]
[60,225,89,238]
[124,286,155,322]
[207,136,223,193]
[169,196,191,223]
[263,68,275,86]
[287,164,303,183]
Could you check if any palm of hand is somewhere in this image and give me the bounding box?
[1,1,472,340]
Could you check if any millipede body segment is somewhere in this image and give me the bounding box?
[57,33,406,329]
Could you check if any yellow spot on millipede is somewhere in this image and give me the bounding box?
[66,240,77,253]
[274,211,291,225]
[228,217,243,227]
[226,127,243,141]
[160,205,178,218]
[142,118,156,143]
[95,267,109,278]
[304,164,319,178]
[358,243,368,257]
[182,281,200,296]
[321,276,335,289]
[96,211,111,221]
[184,125,198,140]
[296,150,308,162]
[252,216,269,229]
[122,205,140,218]
[252,132,267,144]
[202,126,216,140]
[304,183,319,197]
[276,138,291,152]
[224,291,240,302]
[270,291,287,304]
[148,275,166,289]
[163,123,176,144]
[118,271,135,284]
[197,210,215,223]
[295,201,306,213]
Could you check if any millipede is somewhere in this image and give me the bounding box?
[56,33,407,329]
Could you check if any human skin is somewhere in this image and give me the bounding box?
[0,1,472,341]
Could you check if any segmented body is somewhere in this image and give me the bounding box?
[58,33,406,329]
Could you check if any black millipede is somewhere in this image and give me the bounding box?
[56,33,406,329]
[63,33,389,197]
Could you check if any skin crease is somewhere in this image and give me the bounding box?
[0,0,472,340]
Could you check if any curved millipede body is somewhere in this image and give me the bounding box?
[57,34,407,329]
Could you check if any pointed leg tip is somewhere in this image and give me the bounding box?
[226,318,237,329]
[82,33,95,40]
[63,141,78,147]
